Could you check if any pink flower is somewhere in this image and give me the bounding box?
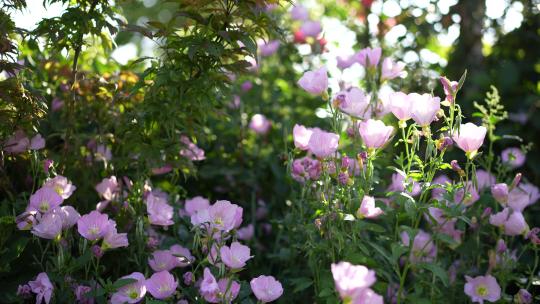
[464,275,501,303]
[476,170,495,190]
[336,55,356,70]
[180,136,205,161]
[335,87,371,119]
[74,285,93,304]
[490,208,529,236]
[209,200,243,232]
[250,275,283,303]
[331,261,376,300]
[388,91,413,122]
[259,40,280,57]
[381,57,405,81]
[358,119,393,149]
[220,241,253,269]
[57,206,81,229]
[146,192,174,226]
[28,272,53,304]
[501,147,526,168]
[454,181,480,206]
[410,93,440,126]
[151,165,172,175]
[146,271,178,300]
[357,196,383,219]
[204,278,241,303]
[401,230,436,263]
[184,196,210,217]
[110,272,146,304]
[237,224,255,240]
[291,156,321,182]
[452,123,487,154]
[170,244,194,267]
[44,175,76,199]
[249,114,271,135]
[489,208,509,227]
[241,81,253,92]
[32,211,62,240]
[102,222,128,249]
[148,250,177,272]
[77,211,110,241]
[355,47,382,68]
[51,97,64,111]
[95,144,112,162]
[28,186,63,213]
[293,124,315,150]
[353,288,384,304]
[300,20,322,37]
[504,211,529,236]
[307,128,339,158]
[387,172,421,196]
[432,175,451,199]
[491,183,509,204]
[3,130,30,153]
[200,268,219,299]
[298,67,328,95]
[30,134,45,150]
[440,76,458,103]
[95,176,119,201]
[517,289,532,304]
[508,183,540,212]
[290,5,309,20]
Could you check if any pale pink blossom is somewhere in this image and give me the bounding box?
[30,134,45,150]
[381,57,405,81]
[110,272,146,304]
[184,196,210,216]
[293,124,316,150]
[501,147,526,168]
[3,130,29,153]
[28,272,53,304]
[453,123,487,154]
[180,136,205,161]
[146,271,177,300]
[331,261,376,300]
[357,196,383,219]
[146,192,174,226]
[290,5,309,21]
[307,128,339,158]
[220,241,253,269]
[259,40,280,57]
[300,20,322,37]
[298,67,328,95]
[388,91,413,122]
[28,186,63,213]
[464,275,501,303]
[44,175,76,199]
[358,119,393,149]
[170,244,194,267]
[249,114,271,135]
[250,275,283,303]
[335,87,371,119]
[410,93,440,126]
[200,268,219,299]
[32,211,63,240]
[355,47,382,68]
[95,176,119,201]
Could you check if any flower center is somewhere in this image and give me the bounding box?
[476,284,488,296]
[127,288,139,299]
[54,186,63,195]
[158,284,170,293]
[39,201,50,212]
[88,225,100,236]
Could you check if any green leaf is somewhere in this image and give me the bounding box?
[457,69,467,91]
[419,263,449,287]
[290,277,313,292]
